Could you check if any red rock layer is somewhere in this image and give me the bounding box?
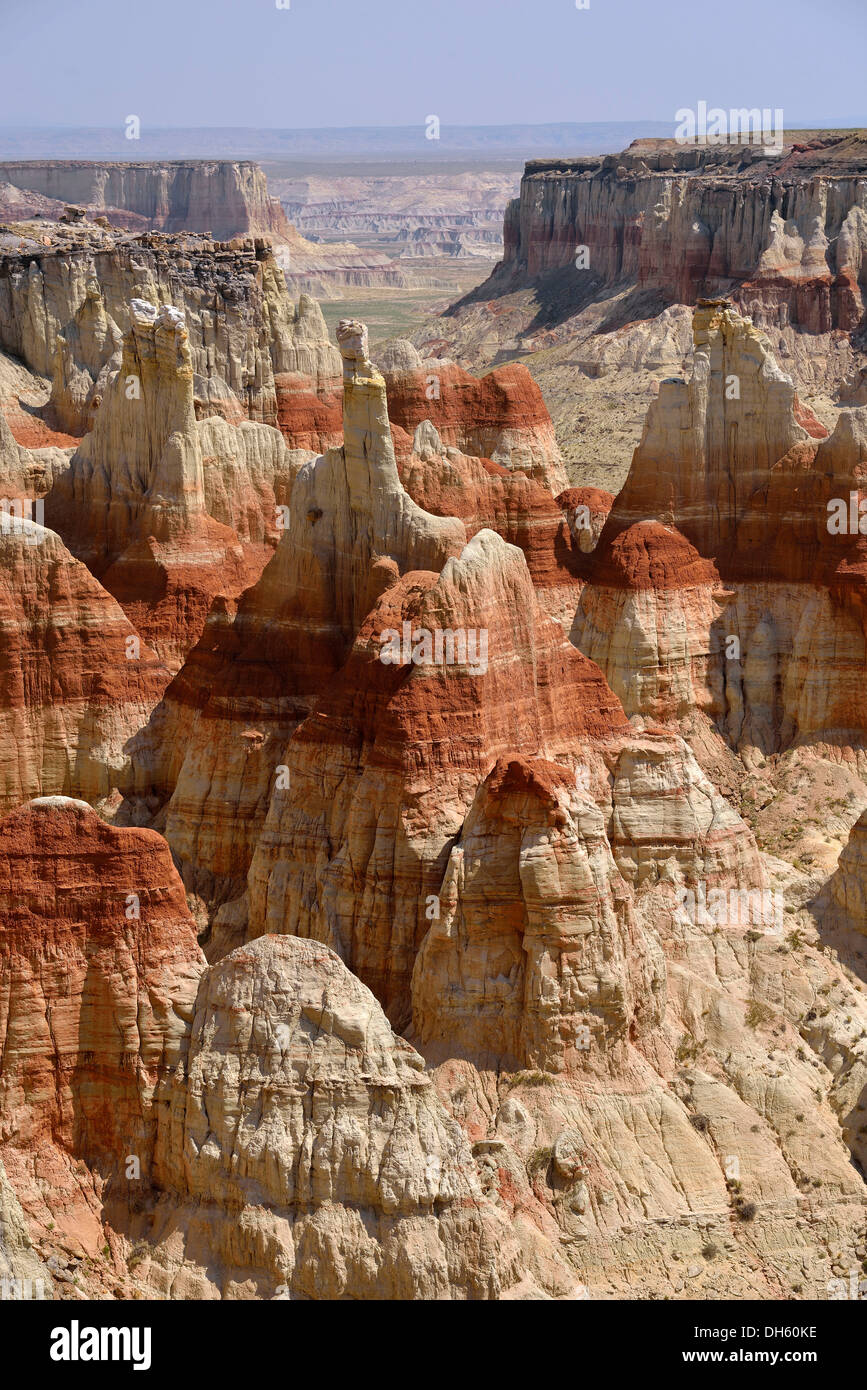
[383,356,568,490]
[1,398,80,449]
[398,445,580,592]
[46,301,259,670]
[0,522,170,810]
[247,528,629,1025]
[273,372,343,452]
[0,798,203,1242]
[591,520,721,591]
[593,302,867,598]
[130,338,466,915]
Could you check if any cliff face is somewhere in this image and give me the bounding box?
[148,934,567,1300]
[0,519,169,811]
[416,135,867,486]
[0,161,292,241]
[574,303,867,771]
[130,320,467,918]
[0,226,342,443]
[6,292,867,1301]
[379,338,568,491]
[45,299,263,669]
[501,138,867,334]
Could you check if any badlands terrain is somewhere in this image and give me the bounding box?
[417,131,867,489]
[0,156,517,348]
[1,137,867,1302]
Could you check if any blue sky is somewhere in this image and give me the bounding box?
[0,0,863,130]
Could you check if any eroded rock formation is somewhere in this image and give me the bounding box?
[380,338,568,491]
[3,280,867,1307]
[0,519,168,811]
[0,799,569,1299]
[414,134,867,485]
[0,228,343,444]
[575,303,867,772]
[0,161,293,241]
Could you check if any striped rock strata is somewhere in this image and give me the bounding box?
[0,799,569,1299]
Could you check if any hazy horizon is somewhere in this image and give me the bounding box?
[0,0,863,134]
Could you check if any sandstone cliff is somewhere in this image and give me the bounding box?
[0,161,292,241]
[130,319,466,918]
[45,299,261,669]
[3,297,867,1304]
[0,519,168,811]
[574,303,867,780]
[0,227,343,444]
[379,338,568,491]
[500,138,867,334]
[414,134,867,484]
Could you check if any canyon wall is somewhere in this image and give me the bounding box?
[417,135,867,485]
[0,161,292,240]
[4,291,867,1301]
[0,227,343,440]
[500,137,867,334]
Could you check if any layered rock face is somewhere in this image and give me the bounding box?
[130,319,466,918]
[397,419,580,627]
[0,228,343,444]
[0,403,72,499]
[0,800,566,1299]
[416,135,867,486]
[0,799,203,1260]
[575,303,867,766]
[0,519,168,811]
[5,280,867,1305]
[46,300,260,668]
[0,161,292,241]
[379,339,568,491]
[244,510,762,1040]
[147,935,565,1300]
[502,138,867,334]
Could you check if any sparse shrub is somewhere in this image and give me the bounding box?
[526,1146,553,1177]
[676,1032,701,1063]
[737,1201,757,1222]
[745,999,772,1029]
[690,1113,710,1132]
[509,1069,555,1089]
